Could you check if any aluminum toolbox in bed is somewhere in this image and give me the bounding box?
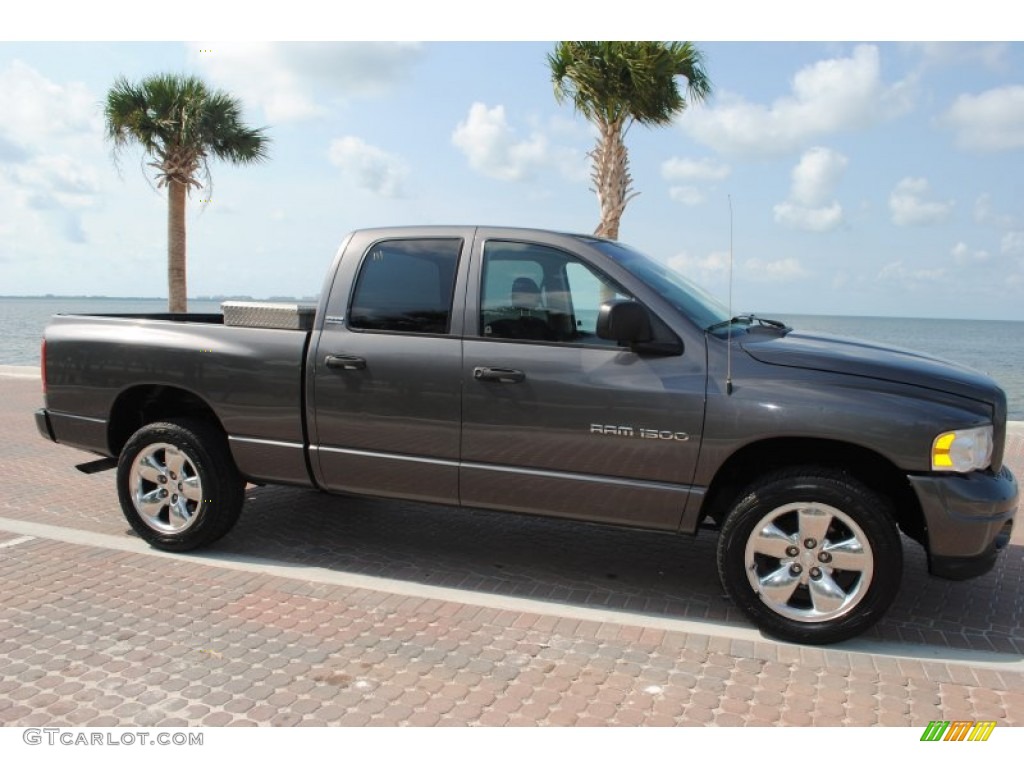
[221,301,317,331]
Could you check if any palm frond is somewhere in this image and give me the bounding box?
[103,73,269,189]
[548,41,713,240]
[548,41,712,127]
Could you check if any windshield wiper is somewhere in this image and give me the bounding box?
[706,314,791,334]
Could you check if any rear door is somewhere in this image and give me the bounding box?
[460,231,706,530]
[309,228,471,504]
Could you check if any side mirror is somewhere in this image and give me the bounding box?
[596,300,653,345]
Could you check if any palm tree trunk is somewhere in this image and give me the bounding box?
[591,118,636,241]
[167,178,188,313]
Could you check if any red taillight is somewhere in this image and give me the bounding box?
[40,339,47,395]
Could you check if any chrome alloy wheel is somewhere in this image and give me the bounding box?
[743,502,874,624]
[128,442,204,534]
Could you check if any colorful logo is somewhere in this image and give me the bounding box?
[920,720,996,742]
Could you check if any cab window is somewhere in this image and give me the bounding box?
[479,241,631,345]
[349,239,462,335]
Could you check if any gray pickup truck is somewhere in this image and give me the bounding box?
[36,226,1018,644]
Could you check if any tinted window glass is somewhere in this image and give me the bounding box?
[349,239,462,334]
[480,240,630,345]
[584,238,729,329]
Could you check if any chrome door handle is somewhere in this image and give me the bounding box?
[473,366,525,383]
[325,354,367,371]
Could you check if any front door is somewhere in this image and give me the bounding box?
[460,235,706,530]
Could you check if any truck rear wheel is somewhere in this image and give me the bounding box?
[117,419,244,551]
[716,468,902,645]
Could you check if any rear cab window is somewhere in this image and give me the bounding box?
[348,238,462,335]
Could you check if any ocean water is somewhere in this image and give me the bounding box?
[0,296,223,366]
[1,297,1021,419]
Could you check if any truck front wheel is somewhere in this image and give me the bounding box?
[117,419,245,552]
[716,468,902,645]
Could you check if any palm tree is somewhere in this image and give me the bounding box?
[548,41,711,240]
[104,74,269,312]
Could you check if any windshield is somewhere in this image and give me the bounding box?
[586,239,731,329]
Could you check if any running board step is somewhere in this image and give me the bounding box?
[75,458,118,474]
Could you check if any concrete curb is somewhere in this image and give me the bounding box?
[0,365,40,379]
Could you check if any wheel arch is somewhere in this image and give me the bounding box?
[699,437,926,545]
[108,385,226,458]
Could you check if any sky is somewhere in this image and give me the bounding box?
[2,5,1023,321]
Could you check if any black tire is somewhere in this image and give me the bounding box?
[116,419,245,551]
[716,467,902,645]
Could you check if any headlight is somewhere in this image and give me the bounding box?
[931,425,993,472]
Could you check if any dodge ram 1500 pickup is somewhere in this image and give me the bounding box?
[36,226,1018,644]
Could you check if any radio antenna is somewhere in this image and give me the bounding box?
[726,195,734,395]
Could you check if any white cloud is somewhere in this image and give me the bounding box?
[452,102,550,182]
[662,158,728,207]
[669,186,705,206]
[15,155,98,201]
[328,136,408,198]
[0,164,94,245]
[877,260,947,283]
[951,241,990,265]
[743,257,808,282]
[789,147,847,206]
[773,201,844,232]
[1001,232,1024,255]
[662,252,808,290]
[664,250,731,285]
[944,85,1024,151]
[0,61,102,245]
[6,155,99,242]
[660,252,806,291]
[973,194,1017,228]
[0,60,99,149]
[661,157,731,181]
[679,45,912,157]
[773,147,847,232]
[888,177,954,226]
[190,42,423,123]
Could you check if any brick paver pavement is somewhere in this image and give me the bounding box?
[1,370,1022,726]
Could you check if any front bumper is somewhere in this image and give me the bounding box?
[908,465,1018,580]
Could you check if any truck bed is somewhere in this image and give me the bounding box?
[42,312,314,487]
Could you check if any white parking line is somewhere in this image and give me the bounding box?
[0,535,35,549]
[0,514,1020,674]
